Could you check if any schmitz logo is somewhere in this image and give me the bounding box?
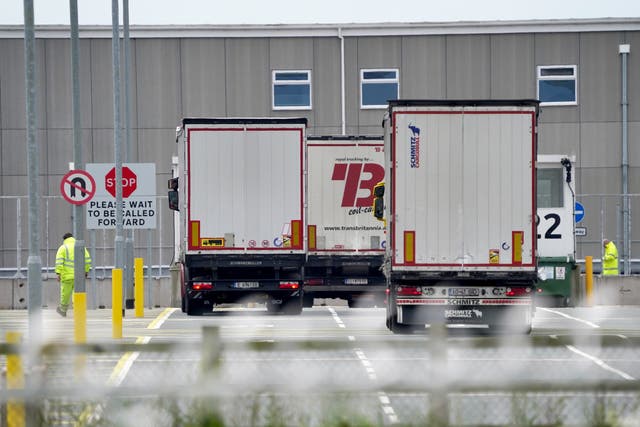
[444,309,483,319]
[408,124,421,168]
[331,163,385,208]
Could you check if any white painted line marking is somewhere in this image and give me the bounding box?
[538,307,600,328]
[378,391,399,424]
[327,307,346,328]
[147,307,177,329]
[327,308,398,424]
[565,345,635,380]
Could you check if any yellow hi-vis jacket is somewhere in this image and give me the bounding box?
[55,237,92,282]
[603,241,619,276]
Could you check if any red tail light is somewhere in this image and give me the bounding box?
[505,287,530,297]
[397,285,422,296]
[304,278,324,286]
[279,281,300,289]
[192,282,213,290]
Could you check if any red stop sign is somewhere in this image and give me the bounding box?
[105,166,137,198]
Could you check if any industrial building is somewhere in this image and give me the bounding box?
[0,18,638,277]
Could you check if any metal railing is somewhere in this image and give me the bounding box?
[0,195,174,279]
[574,194,639,275]
[1,193,638,276]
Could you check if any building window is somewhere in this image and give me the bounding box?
[360,69,399,109]
[272,70,311,110]
[537,65,578,106]
[537,168,564,208]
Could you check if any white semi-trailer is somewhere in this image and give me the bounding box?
[170,118,307,315]
[376,100,539,333]
[304,136,386,307]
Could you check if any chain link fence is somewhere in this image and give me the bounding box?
[574,194,639,275]
[1,330,640,426]
[0,195,173,280]
[3,193,639,277]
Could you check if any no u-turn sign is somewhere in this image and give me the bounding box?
[60,169,96,205]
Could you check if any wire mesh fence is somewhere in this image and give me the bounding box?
[2,193,639,277]
[0,195,172,279]
[1,330,640,427]
[574,194,639,275]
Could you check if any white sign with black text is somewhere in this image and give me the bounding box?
[85,163,157,230]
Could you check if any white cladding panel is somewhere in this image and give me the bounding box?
[186,123,305,253]
[307,139,385,253]
[391,105,536,270]
[537,154,576,259]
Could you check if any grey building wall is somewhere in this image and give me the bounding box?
[0,20,639,272]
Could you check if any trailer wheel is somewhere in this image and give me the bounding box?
[490,322,532,335]
[266,299,282,314]
[180,264,189,313]
[185,295,204,316]
[303,294,314,308]
[386,303,414,334]
[388,315,416,334]
[283,296,303,315]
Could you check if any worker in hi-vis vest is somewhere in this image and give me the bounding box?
[602,239,619,276]
[54,232,92,317]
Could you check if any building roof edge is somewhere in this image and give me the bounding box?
[0,17,639,39]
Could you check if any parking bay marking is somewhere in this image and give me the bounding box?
[328,307,399,425]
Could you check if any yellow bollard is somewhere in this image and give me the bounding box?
[6,331,25,427]
[585,255,594,306]
[134,257,144,318]
[73,292,87,343]
[112,268,123,339]
[73,292,88,380]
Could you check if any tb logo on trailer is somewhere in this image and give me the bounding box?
[331,163,385,208]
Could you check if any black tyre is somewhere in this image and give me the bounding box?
[185,295,203,316]
[386,300,415,334]
[283,296,303,315]
[490,322,532,335]
[180,264,189,313]
[266,299,282,314]
[303,294,314,308]
[389,315,417,334]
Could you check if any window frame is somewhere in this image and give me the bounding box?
[271,69,312,111]
[536,167,565,209]
[360,68,400,110]
[536,65,578,106]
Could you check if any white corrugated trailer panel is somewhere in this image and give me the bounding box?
[185,120,305,254]
[390,104,536,271]
[307,137,385,253]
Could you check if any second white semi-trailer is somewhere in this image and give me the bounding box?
[304,136,386,307]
